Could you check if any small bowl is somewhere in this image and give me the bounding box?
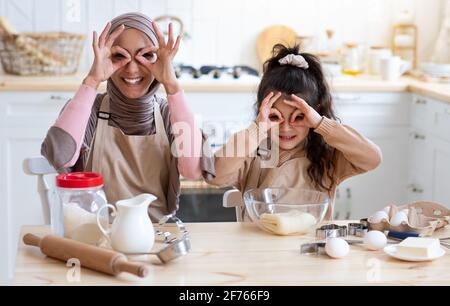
[243,188,330,235]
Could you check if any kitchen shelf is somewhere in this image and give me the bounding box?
[392,23,418,68]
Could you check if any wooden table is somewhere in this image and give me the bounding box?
[14,222,450,285]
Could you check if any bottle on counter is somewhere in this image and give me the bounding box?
[368,46,393,76]
[341,42,365,76]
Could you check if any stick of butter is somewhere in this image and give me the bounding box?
[396,237,441,258]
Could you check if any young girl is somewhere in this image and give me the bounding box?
[207,44,382,220]
[41,12,214,221]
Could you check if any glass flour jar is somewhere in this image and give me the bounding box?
[52,172,109,245]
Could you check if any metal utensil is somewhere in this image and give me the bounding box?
[127,214,191,263]
[301,242,326,255]
[154,236,191,263]
[348,223,369,237]
[155,214,188,243]
[127,236,192,263]
[300,239,364,255]
[316,224,348,239]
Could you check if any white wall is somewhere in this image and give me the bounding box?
[0,0,445,72]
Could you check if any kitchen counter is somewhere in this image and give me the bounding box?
[0,73,261,93]
[14,222,450,285]
[0,73,449,103]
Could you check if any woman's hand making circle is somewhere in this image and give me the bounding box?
[136,22,181,94]
[84,22,129,89]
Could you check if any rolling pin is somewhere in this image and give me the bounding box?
[23,233,149,278]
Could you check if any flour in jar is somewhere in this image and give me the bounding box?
[64,202,108,245]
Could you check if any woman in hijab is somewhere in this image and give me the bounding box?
[41,12,214,221]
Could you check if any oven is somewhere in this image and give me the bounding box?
[177,181,236,222]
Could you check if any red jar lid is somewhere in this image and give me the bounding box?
[56,172,103,188]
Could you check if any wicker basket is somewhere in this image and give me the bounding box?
[0,32,86,76]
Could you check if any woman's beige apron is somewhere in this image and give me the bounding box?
[241,150,336,221]
[85,95,172,222]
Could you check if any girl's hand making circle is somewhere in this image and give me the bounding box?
[84,22,129,89]
[136,22,181,94]
[256,92,283,132]
[284,95,323,129]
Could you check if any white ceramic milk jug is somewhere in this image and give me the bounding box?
[96,193,157,253]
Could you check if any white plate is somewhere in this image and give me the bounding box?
[420,62,450,77]
[384,245,446,262]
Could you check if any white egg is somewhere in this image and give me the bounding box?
[401,208,409,215]
[369,211,389,224]
[325,238,350,259]
[383,206,391,215]
[390,211,408,226]
[363,231,387,250]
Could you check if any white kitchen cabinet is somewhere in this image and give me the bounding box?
[332,92,411,219]
[333,92,411,127]
[432,137,450,205]
[408,134,450,206]
[0,92,70,282]
[0,127,48,282]
[406,129,433,202]
[339,126,410,219]
[408,95,450,207]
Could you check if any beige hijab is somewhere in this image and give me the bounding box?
[106,12,161,134]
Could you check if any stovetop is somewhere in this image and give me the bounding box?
[174,65,260,80]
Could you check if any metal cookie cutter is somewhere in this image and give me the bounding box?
[155,214,188,243]
[300,242,327,255]
[301,240,364,255]
[316,224,348,239]
[129,214,191,264]
[348,223,369,237]
[154,214,191,263]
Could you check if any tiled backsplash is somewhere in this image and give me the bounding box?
[0,0,444,72]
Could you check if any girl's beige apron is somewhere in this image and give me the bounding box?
[241,150,335,221]
[85,95,172,222]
